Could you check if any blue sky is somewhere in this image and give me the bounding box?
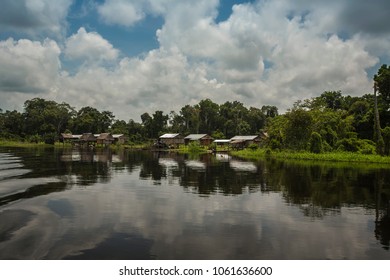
[64,0,255,59]
[1,0,390,121]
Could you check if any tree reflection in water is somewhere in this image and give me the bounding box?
[1,147,390,259]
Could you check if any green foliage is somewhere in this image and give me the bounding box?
[232,148,390,164]
[261,105,278,118]
[375,64,390,104]
[209,142,217,151]
[211,130,225,139]
[336,137,376,155]
[197,99,220,135]
[72,106,113,134]
[248,143,259,151]
[269,139,282,150]
[187,141,205,153]
[308,132,323,154]
[265,115,287,149]
[24,98,75,137]
[382,126,390,156]
[27,134,43,143]
[44,133,56,145]
[285,108,313,150]
[140,111,168,139]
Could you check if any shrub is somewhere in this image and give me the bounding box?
[382,126,390,156]
[308,132,323,153]
[209,142,217,151]
[28,134,42,143]
[336,138,376,154]
[44,133,56,145]
[268,138,282,150]
[248,143,259,151]
[188,141,204,153]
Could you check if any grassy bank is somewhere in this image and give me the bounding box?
[0,140,56,148]
[231,148,390,164]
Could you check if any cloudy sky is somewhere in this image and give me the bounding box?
[1,0,390,121]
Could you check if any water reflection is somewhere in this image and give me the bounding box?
[0,147,390,259]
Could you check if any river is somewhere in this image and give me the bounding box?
[0,147,389,259]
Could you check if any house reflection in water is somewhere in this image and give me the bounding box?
[184,160,206,171]
[60,149,124,163]
[229,160,257,172]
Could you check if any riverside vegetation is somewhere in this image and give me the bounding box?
[2,65,390,163]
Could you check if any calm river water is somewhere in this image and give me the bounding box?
[0,147,390,259]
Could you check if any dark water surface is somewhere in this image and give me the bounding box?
[0,147,390,260]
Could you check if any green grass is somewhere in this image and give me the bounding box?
[0,140,54,148]
[177,143,209,154]
[231,148,390,164]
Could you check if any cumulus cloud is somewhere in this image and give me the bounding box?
[0,38,61,94]
[97,0,145,27]
[0,0,72,37]
[1,0,389,121]
[154,0,379,107]
[64,28,119,65]
[59,48,227,120]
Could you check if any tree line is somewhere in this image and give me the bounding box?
[0,96,277,144]
[266,65,390,155]
[1,65,390,154]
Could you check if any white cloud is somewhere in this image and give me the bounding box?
[59,48,226,120]
[0,0,72,37]
[0,38,61,94]
[97,0,145,27]
[1,0,389,121]
[153,0,379,108]
[64,28,119,65]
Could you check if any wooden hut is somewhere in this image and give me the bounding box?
[80,133,97,146]
[230,135,261,150]
[159,133,184,148]
[213,139,231,150]
[184,134,214,146]
[112,134,127,144]
[60,133,81,145]
[97,133,115,146]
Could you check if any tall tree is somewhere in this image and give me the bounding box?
[285,108,314,150]
[318,91,344,110]
[72,106,112,134]
[375,64,390,104]
[23,98,74,138]
[261,105,278,118]
[247,107,266,134]
[110,119,128,135]
[196,99,219,135]
[0,110,24,139]
[141,113,153,138]
[373,82,385,155]
[151,110,169,138]
[127,119,144,142]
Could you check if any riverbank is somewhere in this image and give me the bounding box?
[0,140,57,148]
[3,140,390,165]
[231,148,390,164]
